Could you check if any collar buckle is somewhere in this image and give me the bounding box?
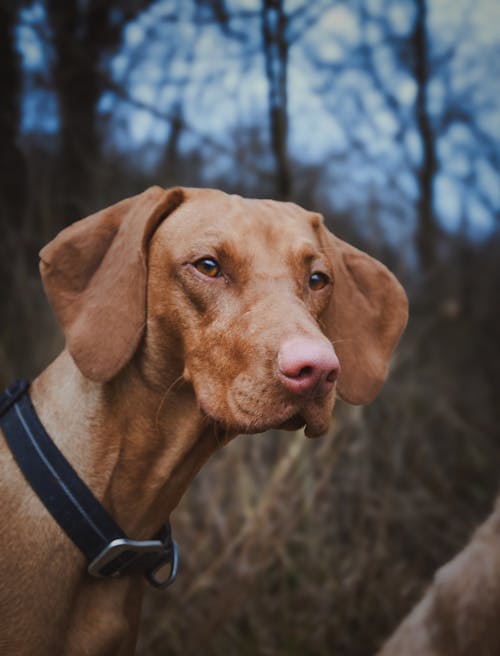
[88,535,178,588]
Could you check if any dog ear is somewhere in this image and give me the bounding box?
[39,186,185,382]
[319,226,408,405]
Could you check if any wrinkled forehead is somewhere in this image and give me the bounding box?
[157,189,324,258]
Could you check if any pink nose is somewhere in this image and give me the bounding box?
[277,338,340,398]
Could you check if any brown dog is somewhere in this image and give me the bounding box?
[378,494,500,656]
[0,186,407,655]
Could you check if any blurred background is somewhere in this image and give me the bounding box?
[1,0,499,653]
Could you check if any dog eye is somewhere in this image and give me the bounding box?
[193,257,221,278]
[308,272,330,291]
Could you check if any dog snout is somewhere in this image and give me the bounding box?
[277,338,340,398]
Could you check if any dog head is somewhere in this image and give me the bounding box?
[40,186,408,437]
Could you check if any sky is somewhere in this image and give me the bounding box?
[16,0,500,240]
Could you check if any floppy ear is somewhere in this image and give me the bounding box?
[39,186,185,382]
[320,226,408,405]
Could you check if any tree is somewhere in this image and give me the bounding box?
[45,0,155,221]
[412,0,439,272]
[261,0,291,199]
[0,1,27,228]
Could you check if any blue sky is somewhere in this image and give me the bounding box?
[16,0,500,241]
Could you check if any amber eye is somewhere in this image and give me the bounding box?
[193,257,221,278]
[308,271,330,291]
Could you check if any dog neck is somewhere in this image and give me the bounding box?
[30,350,231,542]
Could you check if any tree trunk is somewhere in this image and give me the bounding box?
[413,0,439,273]
[45,0,103,222]
[0,3,26,228]
[261,0,291,200]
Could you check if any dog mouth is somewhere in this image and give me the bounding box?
[196,376,336,439]
[200,402,332,439]
[200,405,304,436]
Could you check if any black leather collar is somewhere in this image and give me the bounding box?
[0,380,178,589]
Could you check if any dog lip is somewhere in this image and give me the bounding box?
[198,386,333,435]
[198,400,306,435]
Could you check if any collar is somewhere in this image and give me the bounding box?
[0,380,178,589]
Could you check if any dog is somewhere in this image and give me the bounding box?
[378,494,500,656]
[0,186,407,655]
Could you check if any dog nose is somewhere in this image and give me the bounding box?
[277,338,340,398]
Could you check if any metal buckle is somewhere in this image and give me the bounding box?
[146,540,179,589]
[88,537,166,578]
